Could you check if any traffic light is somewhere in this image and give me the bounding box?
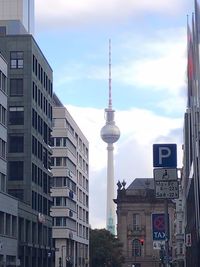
[59,257,62,267]
[140,239,144,246]
[159,248,165,264]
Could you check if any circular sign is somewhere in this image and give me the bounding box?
[154,215,165,231]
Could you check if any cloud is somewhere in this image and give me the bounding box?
[54,27,187,99]
[35,0,188,28]
[65,104,184,228]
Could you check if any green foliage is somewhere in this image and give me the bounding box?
[89,228,124,267]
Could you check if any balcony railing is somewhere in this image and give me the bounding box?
[127,225,145,237]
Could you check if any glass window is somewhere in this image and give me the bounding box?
[0,138,6,159]
[55,197,62,206]
[133,214,140,230]
[56,157,62,166]
[55,217,62,226]
[9,135,24,153]
[9,106,24,125]
[0,211,4,234]
[8,161,24,180]
[6,214,11,236]
[0,173,6,192]
[10,78,23,96]
[10,51,24,69]
[0,72,7,93]
[132,239,141,257]
[0,26,6,35]
[56,137,62,146]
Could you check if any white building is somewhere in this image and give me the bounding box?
[0,0,34,35]
[51,94,89,267]
[0,51,18,267]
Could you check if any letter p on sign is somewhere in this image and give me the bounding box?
[153,144,177,168]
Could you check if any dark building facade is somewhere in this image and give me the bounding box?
[0,33,54,267]
[182,2,200,266]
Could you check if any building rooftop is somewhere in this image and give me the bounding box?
[127,178,154,190]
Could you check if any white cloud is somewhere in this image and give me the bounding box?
[54,27,187,109]
[113,28,187,95]
[35,0,188,28]
[66,105,184,228]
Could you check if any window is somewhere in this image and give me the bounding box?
[10,78,23,96]
[8,189,24,201]
[56,157,62,166]
[0,172,6,192]
[133,214,140,230]
[55,197,62,206]
[8,161,24,180]
[6,214,11,236]
[0,211,4,234]
[55,217,62,226]
[0,72,7,93]
[10,51,24,69]
[12,216,17,237]
[0,26,6,36]
[9,107,24,125]
[0,105,6,126]
[0,138,6,159]
[132,239,141,257]
[56,137,62,146]
[9,135,24,153]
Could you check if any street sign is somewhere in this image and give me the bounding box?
[155,181,179,199]
[152,213,167,241]
[153,240,165,250]
[153,168,177,181]
[153,144,177,168]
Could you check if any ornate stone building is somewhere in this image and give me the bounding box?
[114,178,175,267]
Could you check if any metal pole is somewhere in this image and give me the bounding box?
[164,199,169,267]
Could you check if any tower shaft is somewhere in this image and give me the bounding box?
[106,143,115,234]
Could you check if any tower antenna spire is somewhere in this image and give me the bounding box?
[109,39,112,109]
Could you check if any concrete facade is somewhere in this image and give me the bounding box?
[51,94,89,267]
[0,51,19,267]
[115,178,176,267]
[0,34,54,267]
[0,0,34,35]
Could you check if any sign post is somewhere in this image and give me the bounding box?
[153,144,178,267]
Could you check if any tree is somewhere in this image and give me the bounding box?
[89,228,124,267]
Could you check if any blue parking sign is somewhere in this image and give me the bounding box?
[153,144,177,168]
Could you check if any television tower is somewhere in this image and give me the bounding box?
[100,39,120,235]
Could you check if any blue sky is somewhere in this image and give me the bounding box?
[35,0,194,228]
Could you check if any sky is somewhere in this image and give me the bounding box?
[34,0,194,229]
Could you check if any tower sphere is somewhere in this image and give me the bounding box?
[101,123,120,144]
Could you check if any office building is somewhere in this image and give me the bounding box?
[0,52,19,267]
[0,33,54,267]
[115,178,175,267]
[51,94,89,267]
[182,2,200,266]
[0,0,34,35]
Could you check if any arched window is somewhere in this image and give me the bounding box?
[132,239,141,257]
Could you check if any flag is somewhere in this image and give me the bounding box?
[187,20,194,106]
